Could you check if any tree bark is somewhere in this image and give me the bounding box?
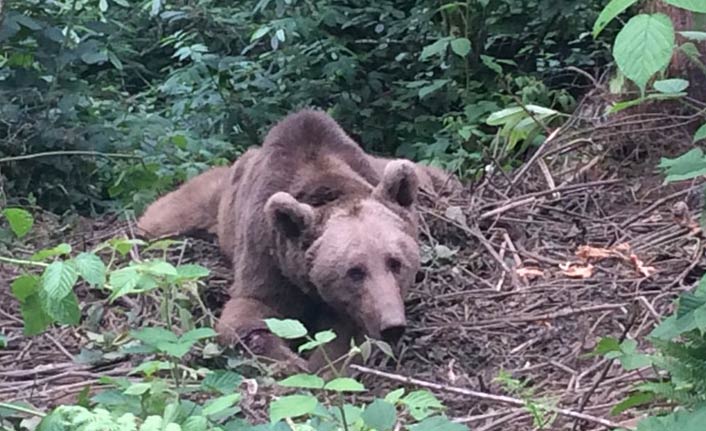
[645,2,706,101]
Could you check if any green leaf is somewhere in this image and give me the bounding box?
[592,0,640,37]
[679,31,706,42]
[41,290,80,325]
[20,294,52,336]
[408,415,468,431]
[659,148,706,182]
[108,267,141,298]
[107,238,145,256]
[362,399,397,431]
[612,14,675,93]
[653,78,689,93]
[42,261,78,301]
[141,260,177,277]
[450,38,471,57]
[31,243,72,261]
[201,371,242,395]
[129,360,172,376]
[74,253,106,286]
[251,26,271,42]
[385,388,405,404]
[400,390,445,421]
[2,208,33,238]
[694,123,706,143]
[269,394,318,423]
[371,339,395,359]
[608,92,685,114]
[596,337,622,355]
[11,275,40,301]
[486,105,558,126]
[180,327,217,343]
[144,239,183,252]
[618,352,653,370]
[420,38,449,60]
[175,264,210,280]
[99,0,108,12]
[278,374,325,389]
[298,330,337,353]
[131,327,179,345]
[124,382,151,395]
[663,0,706,12]
[160,341,195,358]
[324,377,366,392]
[611,391,655,415]
[0,335,5,348]
[480,54,503,74]
[264,318,308,339]
[150,0,162,16]
[81,50,108,65]
[418,79,450,99]
[202,393,241,416]
[182,416,208,431]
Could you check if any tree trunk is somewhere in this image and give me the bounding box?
[645,2,706,101]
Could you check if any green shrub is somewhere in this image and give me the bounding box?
[0,0,609,214]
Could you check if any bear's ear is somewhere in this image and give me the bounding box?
[265,192,315,239]
[374,160,419,207]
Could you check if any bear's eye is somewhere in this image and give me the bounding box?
[346,266,367,282]
[387,258,402,274]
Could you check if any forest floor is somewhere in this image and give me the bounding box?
[2,104,706,430]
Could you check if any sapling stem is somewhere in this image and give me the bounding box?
[0,256,48,267]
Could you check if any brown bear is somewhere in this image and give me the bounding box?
[137,109,461,373]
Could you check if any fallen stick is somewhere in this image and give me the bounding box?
[350,364,628,430]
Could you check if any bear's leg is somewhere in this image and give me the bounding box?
[216,297,309,372]
[137,166,230,239]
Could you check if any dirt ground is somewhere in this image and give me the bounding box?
[2,102,705,430]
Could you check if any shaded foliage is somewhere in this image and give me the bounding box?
[0,0,611,214]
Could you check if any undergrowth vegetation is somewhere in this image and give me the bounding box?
[3,0,706,430]
[0,0,610,215]
[0,214,467,430]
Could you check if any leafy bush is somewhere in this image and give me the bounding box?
[596,277,706,431]
[0,0,610,214]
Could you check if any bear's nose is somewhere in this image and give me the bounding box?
[380,325,406,344]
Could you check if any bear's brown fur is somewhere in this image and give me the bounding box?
[137,109,461,373]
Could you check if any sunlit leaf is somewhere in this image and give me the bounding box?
[612,14,675,93]
[202,393,241,416]
[450,37,471,57]
[201,371,242,395]
[592,0,640,37]
[653,78,689,94]
[278,374,325,389]
[74,252,106,286]
[324,377,366,392]
[408,415,469,431]
[264,318,307,339]
[659,148,706,182]
[2,208,33,238]
[42,261,78,300]
[269,395,318,423]
[31,243,72,261]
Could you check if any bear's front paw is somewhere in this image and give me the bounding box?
[233,327,310,373]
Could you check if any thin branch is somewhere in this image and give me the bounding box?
[0,151,140,164]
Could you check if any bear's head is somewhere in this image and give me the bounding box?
[264,160,421,344]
